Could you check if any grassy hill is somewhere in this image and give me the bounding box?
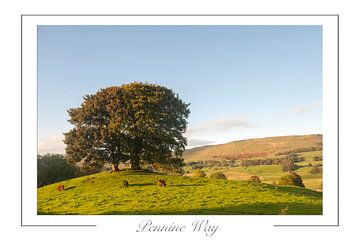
[183,134,322,162]
[38,170,322,215]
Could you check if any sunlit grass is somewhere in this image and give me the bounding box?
[38,170,322,215]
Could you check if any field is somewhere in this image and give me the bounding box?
[202,164,322,191]
[183,135,323,191]
[37,170,322,215]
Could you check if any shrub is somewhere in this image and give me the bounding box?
[281,159,296,171]
[193,169,206,178]
[278,171,305,187]
[310,165,323,174]
[209,172,227,180]
[247,175,261,185]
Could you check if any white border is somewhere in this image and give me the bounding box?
[22,15,338,229]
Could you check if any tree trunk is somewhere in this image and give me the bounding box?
[111,163,120,172]
[130,157,141,170]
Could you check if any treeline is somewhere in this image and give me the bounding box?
[212,151,268,160]
[186,154,307,172]
[274,146,322,156]
[240,154,305,167]
[37,154,103,187]
[187,159,237,169]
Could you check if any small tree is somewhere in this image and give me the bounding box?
[209,172,227,180]
[193,169,206,178]
[281,159,296,171]
[278,171,305,187]
[310,165,323,174]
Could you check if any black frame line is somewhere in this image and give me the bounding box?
[21,13,339,228]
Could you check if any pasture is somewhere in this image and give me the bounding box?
[37,170,322,215]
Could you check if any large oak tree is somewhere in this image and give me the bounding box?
[64,82,190,172]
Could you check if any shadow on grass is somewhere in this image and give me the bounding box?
[129,183,155,187]
[38,202,322,215]
[126,183,205,187]
[169,184,205,187]
[264,184,322,198]
[115,169,163,176]
[74,202,321,215]
[64,186,76,191]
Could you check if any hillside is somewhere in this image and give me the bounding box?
[183,134,322,162]
[38,170,322,215]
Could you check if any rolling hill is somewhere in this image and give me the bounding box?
[183,134,322,162]
[37,170,322,215]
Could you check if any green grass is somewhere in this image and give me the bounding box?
[207,164,321,190]
[38,170,322,215]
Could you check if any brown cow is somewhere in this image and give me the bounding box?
[56,185,65,192]
[157,179,166,187]
[123,180,129,188]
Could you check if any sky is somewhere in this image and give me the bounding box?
[37,25,322,154]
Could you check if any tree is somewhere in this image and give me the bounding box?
[193,169,206,178]
[64,82,190,172]
[281,159,296,171]
[278,171,305,187]
[310,165,323,174]
[37,154,78,187]
[209,172,227,180]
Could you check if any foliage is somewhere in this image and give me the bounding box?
[208,172,227,180]
[313,156,322,161]
[310,165,323,174]
[193,169,206,178]
[37,170,322,215]
[37,154,78,187]
[278,172,305,187]
[281,159,296,171]
[64,82,190,171]
[151,158,185,175]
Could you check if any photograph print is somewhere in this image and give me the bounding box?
[37,24,323,215]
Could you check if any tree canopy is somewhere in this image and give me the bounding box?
[37,154,78,187]
[64,82,190,172]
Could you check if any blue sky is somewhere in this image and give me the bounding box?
[37,25,322,153]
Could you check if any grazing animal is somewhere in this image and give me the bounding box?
[56,185,65,192]
[123,180,129,188]
[157,179,166,187]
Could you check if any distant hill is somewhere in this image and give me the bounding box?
[183,134,322,162]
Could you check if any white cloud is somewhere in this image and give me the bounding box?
[186,138,215,148]
[186,117,251,137]
[38,134,65,154]
[293,99,322,114]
